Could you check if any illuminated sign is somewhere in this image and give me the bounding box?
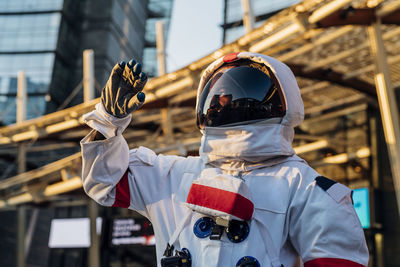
[110,217,154,246]
[48,217,102,248]
[352,187,370,229]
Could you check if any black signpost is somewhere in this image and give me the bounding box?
[109,217,155,247]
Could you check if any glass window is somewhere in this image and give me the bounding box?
[0,13,61,52]
[142,48,157,77]
[0,53,55,124]
[143,0,174,77]
[0,95,46,125]
[223,0,299,44]
[251,0,299,16]
[0,0,63,12]
[0,53,55,88]
[225,27,245,44]
[225,0,299,24]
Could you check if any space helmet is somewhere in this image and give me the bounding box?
[196,52,287,129]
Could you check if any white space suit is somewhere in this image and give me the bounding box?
[81,52,369,266]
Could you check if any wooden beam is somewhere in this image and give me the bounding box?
[316,8,400,28]
[288,63,377,98]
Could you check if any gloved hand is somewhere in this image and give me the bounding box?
[101,59,148,118]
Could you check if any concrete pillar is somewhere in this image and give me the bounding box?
[242,0,255,33]
[17,71,27,123]
[156,21,166,76]
[83,49,95,103]
[16,72,28,267]
[16,70,28,180]
[161,108,173,141]
[17,71,27,174]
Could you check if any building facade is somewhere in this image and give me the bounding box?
[0,0,64,125]
[143,0,174,77]
[0,1,174,266]
[0,0,173,126]
[222,0,299,44]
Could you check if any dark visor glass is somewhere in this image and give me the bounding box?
[197,65,285,129]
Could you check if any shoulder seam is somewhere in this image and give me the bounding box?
[315,176,336,191]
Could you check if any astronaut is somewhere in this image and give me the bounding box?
[80,52,369,267]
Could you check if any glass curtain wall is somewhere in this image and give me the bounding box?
[143,0,174,77]
[223,0,299,44]
[0,0,63,125]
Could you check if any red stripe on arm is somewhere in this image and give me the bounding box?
[112,169,131,208]
[305,258,365,267]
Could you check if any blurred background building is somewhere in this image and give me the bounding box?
[222,0,299,44]
[0,0,173,266]
[0,0,173,126]
[0,0,173,174]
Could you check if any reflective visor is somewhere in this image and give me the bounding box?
[197,64,286,129]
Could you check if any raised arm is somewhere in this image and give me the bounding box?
[80,59,147,209]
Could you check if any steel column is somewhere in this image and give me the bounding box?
[17,206,26,267]
[374,233,384,267]
[25,208,38,256]
[368,20,400,217]
[88,200,100,267]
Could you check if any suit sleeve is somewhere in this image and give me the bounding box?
[80,103,183,217]
[288,173,369,267]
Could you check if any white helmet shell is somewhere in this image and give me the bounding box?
[196,52,304,128]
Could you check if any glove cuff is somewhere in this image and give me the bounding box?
[82,103,132,139]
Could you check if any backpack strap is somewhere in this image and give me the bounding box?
[163,210,192,256]
[253,214,283,267]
